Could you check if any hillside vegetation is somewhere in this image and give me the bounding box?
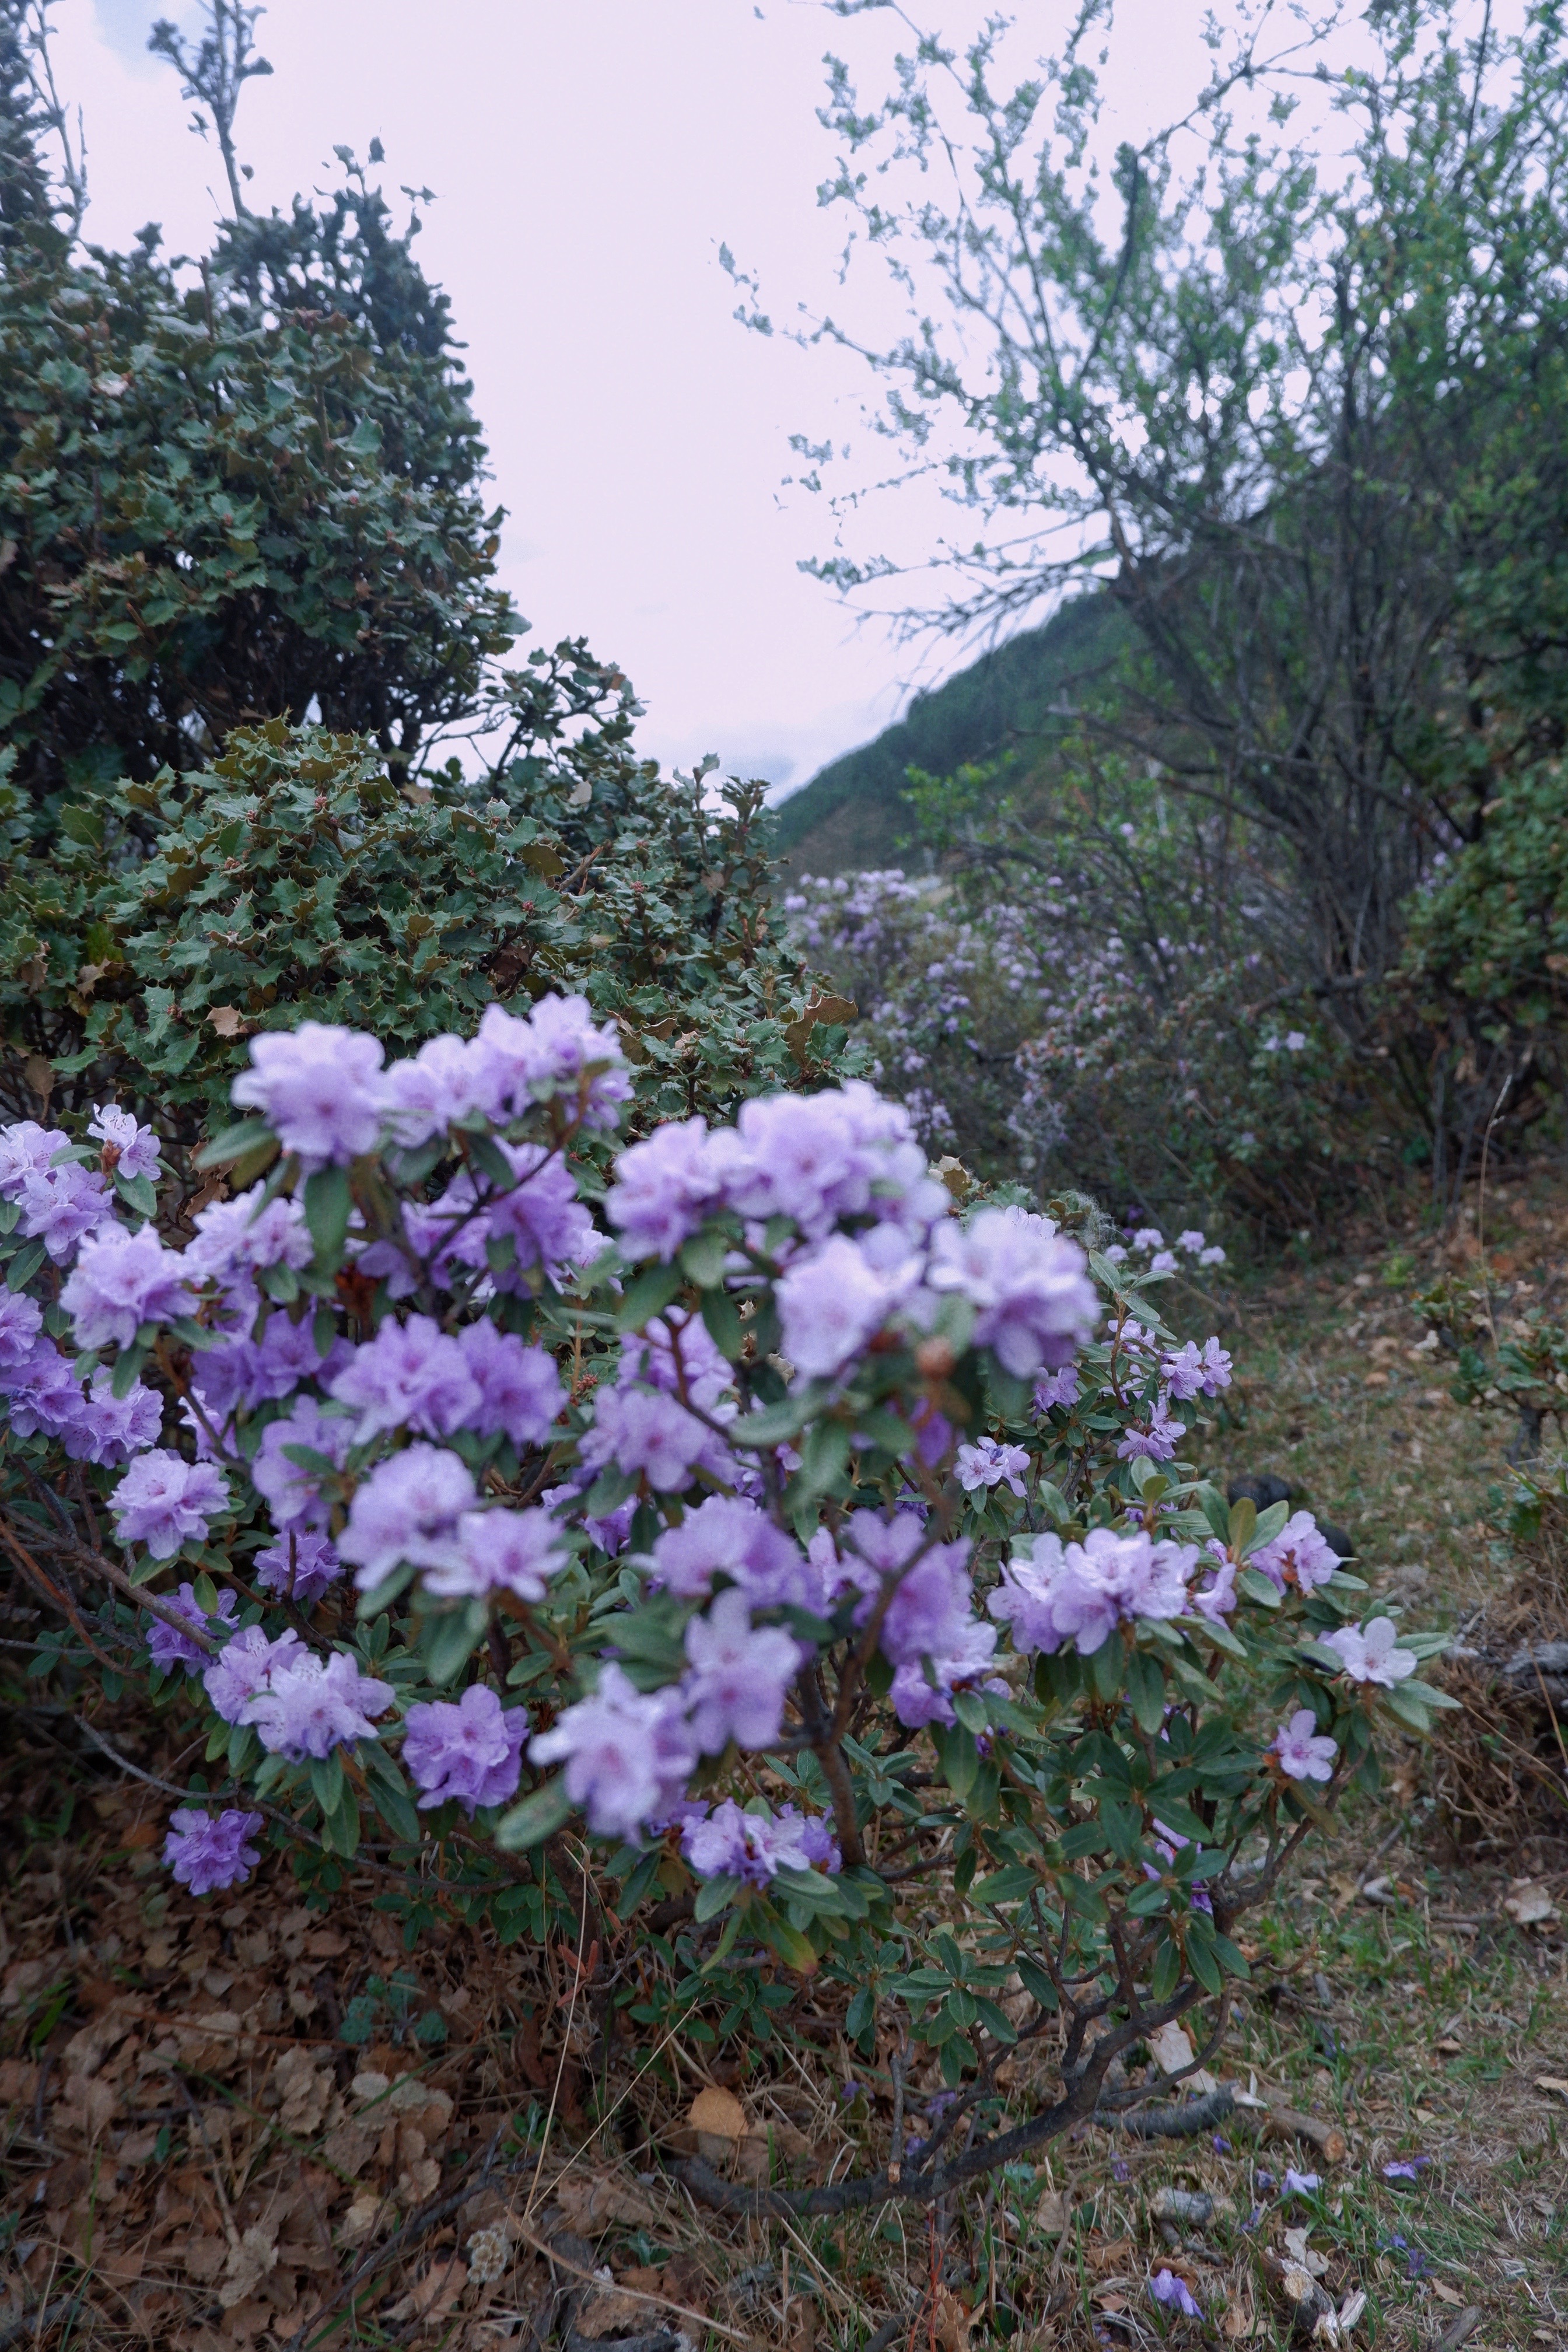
[771,596,1124,876]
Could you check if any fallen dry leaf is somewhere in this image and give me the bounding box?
[690,2084,747,2139]
[1432,2281,1466,2308]
[1534,2076,1568,2101]
[410,2257,467,2325]
[206,1004,249,1037]
[1504,1883,1561,1929]
[932,2283,974,2349]
[1147,2018,1219,2095]
[553,2172,659,2233]
[576,2269,646,2337]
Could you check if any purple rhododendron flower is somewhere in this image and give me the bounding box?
[1188,1548,1238,1622]
[457,1321,564,1446]
[1160,1336,1233,1400]
[379,1033,491,1146]
[250,1396,352,1531]
[1148,2269,1201,2318]
[1282,2169,1321,2196]
[0,1121,69,1195]
[682,1588,803,1751]
[60,1224,194,1350]
[1251,1510,1340,1594]
[956,1437,1030,1496]
[145,1579,239,1673]
[776,1233,916,1381]
[184,1193,313,1284]
[529,1662,697,1839]
[871,1538,975,1669]
[604,1115,723,1261]
[425,1505,568,1601]
[339,1444,478,1588]
[1034,1364,1081,1412]
[163,1807,263,1895]
[1382,2158,1430,2180]
[1116,1394,1186,1461]
[989,1527,1198,1656]
[328,1313,481,1444]
[1324,1616,1418,1686]
[580,1384,711,1491]
[59,1369,164,1466]
[240,1648,395,1759]
[682,1798,817,1885]
[470,993,631,1129]
[1271,1709,1338,1782]
[231,1023,386,1167]
[0,1290,43,1370]
[621,1311,733,1412]
[202,1623,306,1722]
[88,1102,161,1181]
[16,1157,114,1262]
[646,1493,808,1606]
[797,1813,842,1872]
[0,1340,83,1439]
[113,1451,229,1559]
[929,1205,1097,1379]
[253,1531,342,1605]
[888,1619,1003,1728]
[402,1684,528,1812]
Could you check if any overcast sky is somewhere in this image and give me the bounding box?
[43,1,1394,797]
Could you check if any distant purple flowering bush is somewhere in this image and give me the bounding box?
[0,994,1452,2211]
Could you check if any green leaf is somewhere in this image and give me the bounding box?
[195,1117,277,1172]
[700,1285,744,1360]
[319,1787,360,1858]
[1124,1648,1166,1735]
[1237,1567,1283,1608]
[110,1344,147,1398]
[495,1777,573,1851]
[616,1261,685,1331]
[6,1240,45,1291]
[304,1164,353,1269]
[114,1171,158,1217]
[754,1908,818,1974]
[422,1601,488,1687]
[680,1230,730,1289]
[694,1870,744,1924]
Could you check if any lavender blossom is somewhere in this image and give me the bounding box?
[254,1531,342,1605]
[163,1807,264,1895]
[888,1619,1003,1728]
[457,1321,564,1446]
[240,1648,395,1759]
[1251,1511,1340,1594]
[470,993,632,1129]
[579,1384,712,1491]
[112,1451,229,1559]
[250,1396,353,1531]
[402,1684,528,1812]
[144,1579,239,1673]
[60,1224,194,1349]
[1323,1617,1417,1687]
[928,1205,1097,1378]
[681,1798,816,1885]
[185,1193,313,1284]
[1033,1364,1081,1412]
[646,1493,808,1605]
[682,1588,803,1751]
[989,1527,1198,1657]
[328,1313,482,1444]
[88,1103,162,1181]
[1148,2269,1201,2318]
[230,1022,386,1167]
[379,1033,490,1146]
[16,1156,114,1262]
[0,1120,69,1195]
[0,1290,43,1370]
[1116,1395,1186,1461]
[528,1662,698,1839]
[776,1232,916,1381]
[202,1622,306,1721]
[1282,2169,1321,2196]
[338,1444,478,1588]
[1270,1709,1338,1783]
[1160,1336,1233,1401]
[60,1369,164,1466]
[424,1505,568,1601]
[955,1437,1030,1496]
[604,1115,723,1261]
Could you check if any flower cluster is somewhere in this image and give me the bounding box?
[0,998,1448,2211]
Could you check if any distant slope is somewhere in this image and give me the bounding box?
[771,594,1126,876]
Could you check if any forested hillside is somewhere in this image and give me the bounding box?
[771,592,1124,874]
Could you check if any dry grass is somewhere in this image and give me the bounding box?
[4,1171,1568,2351]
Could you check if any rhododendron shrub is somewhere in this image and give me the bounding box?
[0,999,1452,2207]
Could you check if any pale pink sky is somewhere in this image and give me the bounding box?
[44,2,1383,796]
